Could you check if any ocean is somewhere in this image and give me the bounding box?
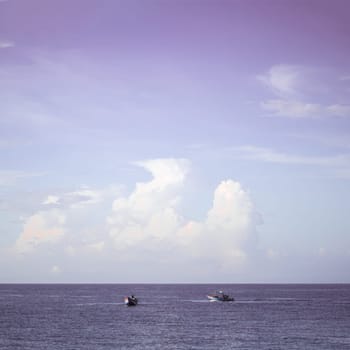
[0,284,349,349]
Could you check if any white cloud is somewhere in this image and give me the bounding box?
[261,99,350,118]
[108,158,189,250]
[43,195,60,205]
[0,170,46,186]
[318,247,326,256]
[51,265,61,274]
[177,180,258,268]
[327,104,350,117]
[261,99,323,118]
[258,64,302,96]
[84,241,105,253]
[42,185,119,209]
[231,145,350,167]
[108,159,259,270]
[15,209,66,253]
[266,249,280,260]
[0,40,14,49]
[9,158,261,279]
[13,184,120,256]
[66,188,103,209]
[258,65,350,119]
[64,245,76,257]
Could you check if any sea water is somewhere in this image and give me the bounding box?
[0,284,349,349]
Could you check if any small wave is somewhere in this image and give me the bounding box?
[235,300,280,304]
[329,337,350,345]
[75,302,123,306]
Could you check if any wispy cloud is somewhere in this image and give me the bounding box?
[0,170,46,186]
[261,99,350,119]
[230,145,350,171]
[257,64,303,97]
[42,185,121,209]
[0,40,14,49]
[258,65,350,119]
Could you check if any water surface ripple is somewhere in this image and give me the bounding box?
[0,284,349,349]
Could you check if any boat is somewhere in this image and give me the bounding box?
[124,295,138,306]
[207,290,234,302]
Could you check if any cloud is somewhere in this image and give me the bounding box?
[51,265,61,274]
[261,99,350,118]
[257,64,302,97]
[108,158,189,251]
[42,185,119,209]
[13,184,120,255]
[65,188,103,209]
[0,170,46,186]
[261,99,322,119]
[9,158,261,279]
[84,241,105,253]
[327,104,350,117]
[0,40,14,49]
[177,180,259,268]
[231,145,350,167]
[108,158,259,270]
[258,65,350,119]
[43,195,60,205]
[15,209,66,253]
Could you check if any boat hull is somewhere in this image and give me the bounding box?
[207,295,234,302]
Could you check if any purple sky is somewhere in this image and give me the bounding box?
[1,0,350,282]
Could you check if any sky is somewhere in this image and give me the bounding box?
[1,0,350,283]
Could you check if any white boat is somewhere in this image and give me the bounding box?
[207,291,234,302]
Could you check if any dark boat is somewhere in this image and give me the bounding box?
[207,291,234,302]
[124,295,138,306]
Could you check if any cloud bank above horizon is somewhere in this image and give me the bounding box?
[4,158,261,282]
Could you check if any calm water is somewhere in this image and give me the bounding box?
[0,284,350,349]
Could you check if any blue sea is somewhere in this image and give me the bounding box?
[1,284,350,349]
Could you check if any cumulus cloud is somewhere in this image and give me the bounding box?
[13,184,120,256]
[108,158,189,251]
[10,158,261,279]
[177,180,258,268]
[258,65,350,118]
[108,158,259,270]
[15,209,66,253]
